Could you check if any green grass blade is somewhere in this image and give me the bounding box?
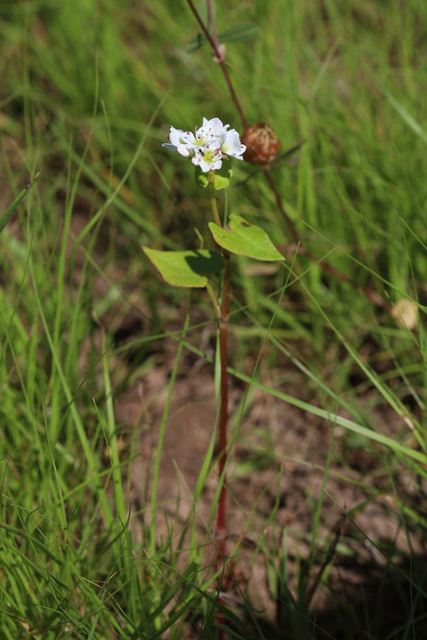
[0,169,41,235]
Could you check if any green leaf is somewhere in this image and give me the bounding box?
[0,169,41,235]
[187,32,208,53]
[197,0,209,25]
[218,22,259,44]
[195,165,209,188]
[208,214,284,262]
[142,247,224,288]
[213,163,232,190]
[187,21,258,53]
[195,163,232,190]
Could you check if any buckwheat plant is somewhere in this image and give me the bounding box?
[143,116,283,566]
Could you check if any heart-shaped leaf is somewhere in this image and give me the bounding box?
[142,247,224,288]
[209,214,284,262]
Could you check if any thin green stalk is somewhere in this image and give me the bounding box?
[209,183,222,227]
[0,170,41,235]
[206,281,221,319]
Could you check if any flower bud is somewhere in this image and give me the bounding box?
[212,44,226,63]
[241,122,281,165]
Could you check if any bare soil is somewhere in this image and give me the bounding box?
[112,308,427,639]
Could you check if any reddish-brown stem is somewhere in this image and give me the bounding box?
[218,60,248,129]
[214,251,231,640]
[264,171,392,311]
[186,0,391,311]
[186,0,215,47]
[217,252,231,558]
[186,0,248,128]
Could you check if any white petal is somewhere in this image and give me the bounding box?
[180,130,198,147]
[199,159,215,172]
[210,159,223,170]
[162,143,177,151]
[177,144,190,157]
[202,117,227,140]
[169,126,185,147]
[221,129,246,159]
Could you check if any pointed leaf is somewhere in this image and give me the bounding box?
[218,22,259,44]
[187,32,208,53]
[208,214,284,262]
[142,247,224,288]
[187,1,217,52]
[197,0,209,25]
[187,22,258,53]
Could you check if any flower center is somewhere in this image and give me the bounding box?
[202,148,221,163]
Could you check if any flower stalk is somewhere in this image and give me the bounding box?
[209,180,222,227]
[207,176,230,558]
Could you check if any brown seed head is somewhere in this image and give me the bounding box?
[241,122,281,165]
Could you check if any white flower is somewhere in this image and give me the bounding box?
[220,128,246,161]
[198,118,246,161]
[162,117,246,172]
[162,126,198,158]
[198,117,229,142]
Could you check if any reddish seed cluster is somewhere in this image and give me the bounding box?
[241,122,281,165]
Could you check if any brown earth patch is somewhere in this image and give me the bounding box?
[111,318,427,637]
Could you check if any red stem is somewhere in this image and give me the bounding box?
[186,0,247,128]
[217,252,231,558]
[186,0,391,311]
[218,61,248,129]
[215,254,231,640]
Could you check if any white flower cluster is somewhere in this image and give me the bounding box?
[162,117,246,172]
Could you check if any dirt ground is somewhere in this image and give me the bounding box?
[112,304,427,638]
